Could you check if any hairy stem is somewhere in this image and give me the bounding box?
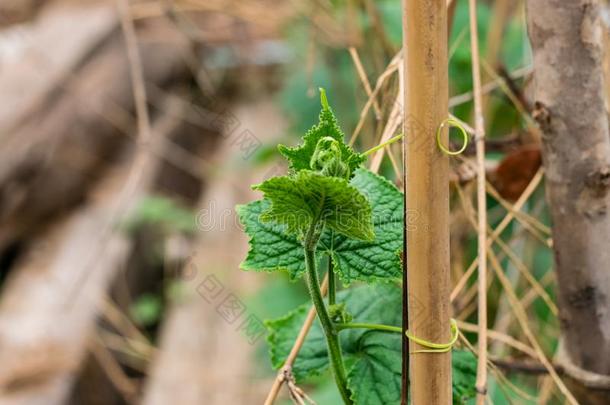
[304,230,351,404]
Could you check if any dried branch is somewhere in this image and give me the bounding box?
[263,276,328,405]
[450,169,543,301]
[348,46,382,120]
[466,0,488,400]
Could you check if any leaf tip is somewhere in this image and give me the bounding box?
[277,143,291,156]
[319,87,329,110]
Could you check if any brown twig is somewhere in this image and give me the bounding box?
[458,333,538,403]
[487,250,578,404]
[348,46,382,120]
[118,0,152,142]
[284,368,317,405]
[90,336,139,404]
[66,0,157,303]
[467,0,489,400]
[497,64,532,113]
[449,65,532,108]
[349,50,402,145]
[450,169,544,301]
[456,321,538,360]
[369,67,403,173]
[454,180,558,322]
[263,276,328,405]
[491,358,565,376]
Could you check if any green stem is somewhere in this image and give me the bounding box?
[335,322,402,334]
[304,230,352,404]
[362,133,404,157]
[328,256,336,306]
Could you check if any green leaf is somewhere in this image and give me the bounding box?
[452,349,478,404]
[254,170,374,241]
[236,199,305,280]
[266,284,478,405]
[321,168,403,283]
[266,285,402,405]
[346,332,402,405]
[237,168,402,283]
[278,89,365,178]
[266,304,330,378]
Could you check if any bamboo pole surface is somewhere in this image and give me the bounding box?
[402,0,452,404]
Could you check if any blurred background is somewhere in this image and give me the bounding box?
[0,0,590,404]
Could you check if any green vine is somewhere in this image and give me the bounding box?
[237,89,477,404]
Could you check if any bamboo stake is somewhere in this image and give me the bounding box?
[402,0,451,403]
[466,0,488,401]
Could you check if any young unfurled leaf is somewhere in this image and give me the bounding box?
[253,170,375,242]
[278,89,365,178]
[237,168,402,283]
[310,136,350,179]
[266,285,478,405]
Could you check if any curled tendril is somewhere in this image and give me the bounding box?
[310,136,349,179]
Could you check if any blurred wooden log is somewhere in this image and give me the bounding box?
[0,4,191,254]
[141,99,286,405]
[0,0,47,27]
[0,95,187,405]
[0,4,117,134]
[0,176,133,405]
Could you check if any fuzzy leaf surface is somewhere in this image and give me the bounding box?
[238,169,402,282]
[236,200,304,280]
[254,170,374,241]
[320,168,403,283]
